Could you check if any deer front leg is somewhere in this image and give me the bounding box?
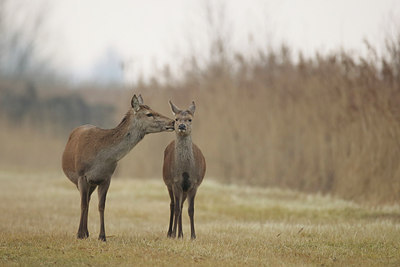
[167,187,174,238]
[188,190,197,240]
[84,185,97,237]
[178,194,187,239]
[172,186,182,238]
[98,180,110,241]
[77,177,89,239]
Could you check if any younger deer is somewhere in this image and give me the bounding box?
[162,100,206,239]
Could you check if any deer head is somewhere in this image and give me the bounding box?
[169,100,195,136]
[131,94,175,134]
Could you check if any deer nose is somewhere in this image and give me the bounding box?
[178,124,186,130]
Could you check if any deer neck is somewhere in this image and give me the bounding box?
[175,134,194,167]
[103,112,146,162]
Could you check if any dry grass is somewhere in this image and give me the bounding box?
[2,38,400,204]
[1,172,400,266]
[45,41,400,204]
[0,123,64,173]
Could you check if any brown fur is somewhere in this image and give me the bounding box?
[162,100,206,239]
[62,94,174,241]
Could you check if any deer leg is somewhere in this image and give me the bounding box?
[172,187,182,238]
[81,185,97,238]
[77,177,89,239]
[178,193,187,239]
[97,179,111,241]
[167,187,174,238]
[188,190,197,240]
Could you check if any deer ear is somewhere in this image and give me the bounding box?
[131,94,141,112]
[138,94,144,105]
[169,100,181,115]
[188,101,196,115]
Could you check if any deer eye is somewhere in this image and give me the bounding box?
[146,113,153,117]
[175,118,178,121]
[188,119,192,122]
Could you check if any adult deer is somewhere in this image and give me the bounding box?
[62,94,174,241]
[162,100,206,239]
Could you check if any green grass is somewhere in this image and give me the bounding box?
[1,172,399,266]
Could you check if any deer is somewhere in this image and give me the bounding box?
[162,100,206,239]
[62,94,174,241]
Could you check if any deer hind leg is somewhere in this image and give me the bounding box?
[188,189,197,240]
[77,176,93,239]
[97,179,111,241]
[167,187,174,238]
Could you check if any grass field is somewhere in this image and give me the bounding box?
[1,172,399,266]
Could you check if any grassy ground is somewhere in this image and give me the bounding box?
[0,172,399,266]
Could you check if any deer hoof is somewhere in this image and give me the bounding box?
[169,232,177,239]
[98,235,107,242]
[77,232,89,239]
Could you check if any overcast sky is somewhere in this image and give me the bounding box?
[10,0,400,83]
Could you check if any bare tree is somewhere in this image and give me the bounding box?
[0,0,51,80]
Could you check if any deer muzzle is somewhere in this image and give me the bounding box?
[178,124,186,131]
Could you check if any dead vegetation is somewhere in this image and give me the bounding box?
[2,36,400,204]
[1,26,400,205]
[1,172,399,266]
